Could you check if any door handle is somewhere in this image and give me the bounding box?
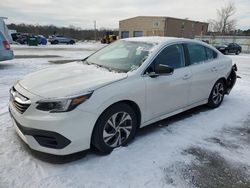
[211,67,218,72]
[183,74,191,80]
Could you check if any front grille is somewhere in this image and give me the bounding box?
[12,100,31,114]
[10,87,31,114]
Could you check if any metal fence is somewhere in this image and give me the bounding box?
[195,35,250,53]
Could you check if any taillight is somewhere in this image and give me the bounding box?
[3,41,10,50]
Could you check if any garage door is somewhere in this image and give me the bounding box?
[133,31,143,37]
[121,31,129,39]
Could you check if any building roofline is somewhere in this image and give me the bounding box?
[120,16,208,24]
[165,16,208,24]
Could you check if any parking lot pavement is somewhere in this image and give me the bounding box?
[1,45,250,188]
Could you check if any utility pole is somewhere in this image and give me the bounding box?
[94,20,97,41]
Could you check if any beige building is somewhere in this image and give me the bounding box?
[119,16,208,39]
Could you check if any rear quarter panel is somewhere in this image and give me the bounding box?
[0,32,4,50]
[216,54,232,79]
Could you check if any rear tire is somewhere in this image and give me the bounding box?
[91,103,138,154]
[207,80,225,108]
[236,50,240,55]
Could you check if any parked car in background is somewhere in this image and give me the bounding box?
[12,33,48,46]
[36,35,47,45]
[11,32,21,42]
[215,43,242,55]
[9,37,237,155]
[0,31,14,61]
[16,33,29,44]
[48,35,75,44]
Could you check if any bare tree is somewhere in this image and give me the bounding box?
[209,2,237,34]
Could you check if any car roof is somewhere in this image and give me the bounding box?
[122,36,220,54]
[122,36,203,45]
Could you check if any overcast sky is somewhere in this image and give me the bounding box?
[0,0,249,30]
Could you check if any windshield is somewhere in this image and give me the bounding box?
[85,40,155,72]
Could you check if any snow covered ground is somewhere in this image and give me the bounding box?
[0,43,250,188]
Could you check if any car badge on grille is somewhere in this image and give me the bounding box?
[10,89,30,104]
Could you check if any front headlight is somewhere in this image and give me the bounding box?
[36,92,93,113]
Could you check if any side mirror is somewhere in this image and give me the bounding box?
[155,64,174,75]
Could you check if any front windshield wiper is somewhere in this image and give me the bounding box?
[89,62,113,72]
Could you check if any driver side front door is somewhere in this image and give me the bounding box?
[143,44,192,122]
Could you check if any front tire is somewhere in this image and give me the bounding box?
[207,80,225,108]
[92,103,138,154]
[51,40,59,45]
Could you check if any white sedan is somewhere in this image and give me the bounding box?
[9,37,237,155]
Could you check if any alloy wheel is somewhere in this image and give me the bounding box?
[212,82,224,105]
[103,112,132,147]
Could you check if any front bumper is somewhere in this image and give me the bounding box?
[11,114,71,149]
[9,86,99,155]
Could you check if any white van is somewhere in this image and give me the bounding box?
[0,17,12,42]
[0,31,14,61]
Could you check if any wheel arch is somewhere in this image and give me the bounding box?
[216,77,228,93]
[218,77,227,86]
[119,100,142,128]
[207,77,227,108]
[96,100,141,128]
[90,100,142,147]
[209,77,227,94]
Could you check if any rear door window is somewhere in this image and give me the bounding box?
[187,43,207,65]
[205,47,217,60]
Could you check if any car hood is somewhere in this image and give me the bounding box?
[18,62,127,98]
